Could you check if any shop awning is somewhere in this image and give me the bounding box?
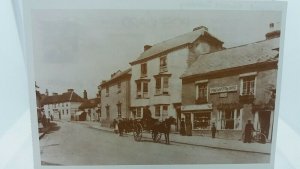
[181,104,213,112]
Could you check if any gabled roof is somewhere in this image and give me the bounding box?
[79,98,100,110]
[182,37,280,78]
[101,68,132,87]
[130,28,223,65]
[41,91,84,105]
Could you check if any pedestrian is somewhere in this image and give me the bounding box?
[118,118,123,136]
[244,120,255,143]
[186,120,192,136]
[211,122,217,138]
[59,112,61,120]
[113,119,118,134]
[180,118,186,136]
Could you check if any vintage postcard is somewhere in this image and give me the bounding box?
[23,1,287,169]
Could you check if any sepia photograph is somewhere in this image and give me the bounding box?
[27,3,286,168]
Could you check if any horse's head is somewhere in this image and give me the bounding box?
[166,116,177,126]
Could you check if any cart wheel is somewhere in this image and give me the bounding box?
[133,123,143,141]
[254,132,266,144]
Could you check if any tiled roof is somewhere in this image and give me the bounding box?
[101,68,131,87]
[130,29,223,65]
[79,98,100,109]
[181,37,280,78]
[41,91,84,105]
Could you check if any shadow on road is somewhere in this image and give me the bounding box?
[41,161,62,166]
[46,122,61,134]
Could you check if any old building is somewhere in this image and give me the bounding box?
[78,98,101,121]
[181,25,280,141]
[41,89,84,121]
[129,26,224,130]
[100,68,131,127]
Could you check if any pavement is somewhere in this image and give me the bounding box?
[73,121,271,154]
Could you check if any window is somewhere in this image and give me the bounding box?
[66,109,68,115]
[105,105,110,119]
[117,82,121,93]
[137,107,142,118]
[219,109,242,130]
[241,76,255,96]
[155,106,160,117]
[155,76,169,95]
[117,103,121,118]
[66,103,68,107]
[196,83,208,103]
[193,112,211,129]
[62,109,64,115]
[136,81,149,98]
[160,56,167,72]
[143,82,148,98]
[106,87,109,97]
[141,63,147,77]
[162,105,168,118]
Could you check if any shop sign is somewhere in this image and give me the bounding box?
[210,85,238,94]
[219,93,228,98]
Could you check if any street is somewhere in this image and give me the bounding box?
[39,121,270,165]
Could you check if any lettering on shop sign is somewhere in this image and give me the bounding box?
[210,85,238,94]
[219,93,228,98]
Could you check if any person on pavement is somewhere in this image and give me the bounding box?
[244,120,255,143]
[211,122,217,138]
[180,118,186,136]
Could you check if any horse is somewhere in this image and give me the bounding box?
[152,116,177,144]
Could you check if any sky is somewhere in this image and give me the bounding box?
[31,9,282,98]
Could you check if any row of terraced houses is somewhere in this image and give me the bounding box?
[39,23,281,142]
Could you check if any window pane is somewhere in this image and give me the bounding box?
[193,112,211,129]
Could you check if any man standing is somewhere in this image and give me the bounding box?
[244,120,255,143]
[211,122,217,138]
[180,118,186,136]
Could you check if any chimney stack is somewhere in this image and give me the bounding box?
[265,22,280,39]
[45,89,49,96]
[193,26,208,32]
[144,45,152,51]
[68,89,74,92]
[83,90,88,99]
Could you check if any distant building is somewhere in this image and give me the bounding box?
[78,98,101,121]
[181,24,280,141]
[129,26,224,131]
[41,89,84,121]
[99,68,131,127]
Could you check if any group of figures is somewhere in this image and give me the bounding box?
[111,106,177,144]
[180,118,265,143]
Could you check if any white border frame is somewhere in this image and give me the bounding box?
[22,1,287,169]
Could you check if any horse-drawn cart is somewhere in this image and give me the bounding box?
[129,116,176,144]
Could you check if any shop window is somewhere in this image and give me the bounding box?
[196,83,208,104]
[193,112,211,129]
[141,63,147,77]
[219,109,242,130]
